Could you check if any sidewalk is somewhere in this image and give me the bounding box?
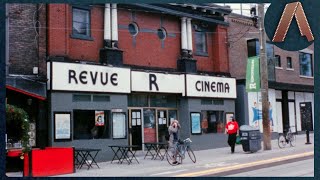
[7,133,314,177]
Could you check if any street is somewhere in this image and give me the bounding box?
[6,133,314,177]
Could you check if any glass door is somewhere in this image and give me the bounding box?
[129,109,143,150]
[157,109,168,143]
[143,109,156,143]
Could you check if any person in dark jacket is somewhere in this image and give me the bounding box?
[168,119,180,164]
[225,116,239,153]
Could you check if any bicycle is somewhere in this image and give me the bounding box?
[166,138,196,166]
[278,126,296,148]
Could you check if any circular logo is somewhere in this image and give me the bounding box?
[265,1,314,51]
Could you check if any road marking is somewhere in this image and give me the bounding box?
[175,151,314,177]
[151,169,188,176]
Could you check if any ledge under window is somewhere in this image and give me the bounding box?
[194,52,209,57]
[300,75,314,79]
[70,34,94,41]
[286,68,294,71]
[275,67,283,70]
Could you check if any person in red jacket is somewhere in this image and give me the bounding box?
[225,116,239,153]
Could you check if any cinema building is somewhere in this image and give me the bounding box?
[46,3,236,160]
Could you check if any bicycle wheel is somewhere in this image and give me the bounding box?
[166,147,182,166]
[278,135,287,148]
[187,147,196,163]
[289,133,296,147]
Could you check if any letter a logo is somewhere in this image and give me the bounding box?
[272,2,314,42]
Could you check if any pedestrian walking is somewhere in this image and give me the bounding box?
[225,116,239,153]
[168,119,180,164]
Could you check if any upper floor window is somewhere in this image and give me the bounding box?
[299,52,313,77]
[72,7,91,40]
[287,57,293,69]
[275,55,281,67]
[247,39,274,59]
[195,30,208,56]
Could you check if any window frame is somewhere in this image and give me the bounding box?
[274,55,281,68]
[299,52,313,77]
[194,29,208,56]
[71,5,93,41]
[286,57,293,70]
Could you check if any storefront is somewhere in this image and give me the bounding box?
[47,60,237,160]
[236,83,314,136]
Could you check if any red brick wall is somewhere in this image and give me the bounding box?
[48,4,103,62]
[47,5,230,74]
[118,10,180,69]
[9,4,47,77]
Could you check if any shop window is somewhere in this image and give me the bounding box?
[287,57,293,69]
[73,110,110,140]
[201,111,225,133]
[195,30,208,56]
[93,95,110,102]
[128,23,139,36]
[299,52,313,77]
[73,94,91,102]
[128,94,148,107]
[247,39,274,59]
[72,6,92,40]
[275,55,281,67]
[150,94,177,108]
[112,112,126,139]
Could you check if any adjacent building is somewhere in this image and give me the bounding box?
[227,6,314,136]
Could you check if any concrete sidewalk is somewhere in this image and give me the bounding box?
[7,133,314,177]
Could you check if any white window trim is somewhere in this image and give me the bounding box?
[300,75,314,79]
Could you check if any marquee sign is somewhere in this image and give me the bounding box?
[186,74,237,98]
[49,62,130,93]
[131,71,185,95]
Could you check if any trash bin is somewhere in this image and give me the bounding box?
[239,125,261,152]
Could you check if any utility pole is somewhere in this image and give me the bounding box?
[258,3,271,150]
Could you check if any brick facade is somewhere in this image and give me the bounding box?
[47,4,230,74]
[227,14,314,86]
[8,4,47,77]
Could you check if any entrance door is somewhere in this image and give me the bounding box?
[300,102,313,131]
[157,110,167,143]
[143,109,156,143]
[130,109,143,150]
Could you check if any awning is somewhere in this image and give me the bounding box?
[6,76,46,100]
[6,85,46,101]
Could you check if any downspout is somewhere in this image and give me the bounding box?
[5,4,9,76]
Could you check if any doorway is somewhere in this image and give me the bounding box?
[129,109,143,150]
[300,102,313,131]
[129,108,178,149]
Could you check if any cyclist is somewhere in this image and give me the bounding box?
[168,119,180,164]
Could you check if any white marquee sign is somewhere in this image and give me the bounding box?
[186,74,237,98]
[131,71,185,95]
[49,62,130,93]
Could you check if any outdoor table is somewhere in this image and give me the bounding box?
[143,142,168,160]
[75,148,101,170]
[109,145,140,165]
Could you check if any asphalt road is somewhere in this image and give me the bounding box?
[225,157,314,177]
